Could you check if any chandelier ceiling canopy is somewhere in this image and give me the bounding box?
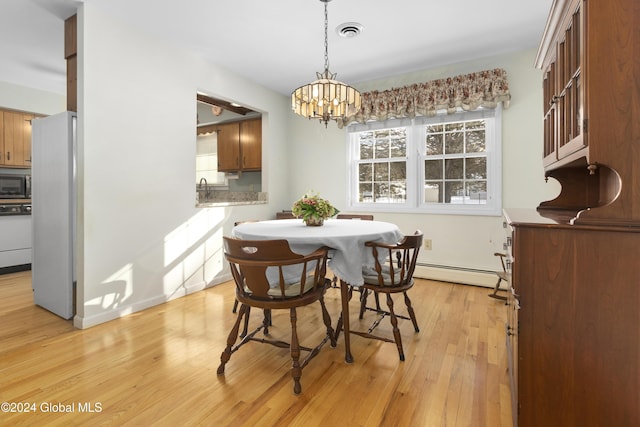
[291,0,362,127]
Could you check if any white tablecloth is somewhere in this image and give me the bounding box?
[231,218,404,286]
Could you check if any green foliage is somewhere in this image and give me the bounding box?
[291,192,339,221]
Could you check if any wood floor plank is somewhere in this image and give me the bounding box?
[0,270,512,426]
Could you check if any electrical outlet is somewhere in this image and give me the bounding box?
[424,239,432,250]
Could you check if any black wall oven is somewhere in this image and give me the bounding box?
[0,174,31,199]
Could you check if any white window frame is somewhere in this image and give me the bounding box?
[346,106,502,216]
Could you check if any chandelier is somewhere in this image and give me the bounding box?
[291,0,362,127]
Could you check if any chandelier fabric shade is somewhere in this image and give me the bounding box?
[291,0,362,127]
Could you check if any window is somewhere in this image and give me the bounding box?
[347,107,501,215]
[196,132,227,187]
[356,127,408,203]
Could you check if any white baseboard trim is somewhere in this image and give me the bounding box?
[73,275,233,330]
[73,292,178,330]
[205,273,232,288]
[414,264,504,289]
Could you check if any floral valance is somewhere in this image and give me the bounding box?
[337,68,511,128]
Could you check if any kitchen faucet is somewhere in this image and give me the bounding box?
[199,177,210,200]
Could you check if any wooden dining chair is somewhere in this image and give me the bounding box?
[276,210,296,219]
[231,220,261,317]
[488,252,509,302]
[218,236,336,395]
[336,213,374,221]
[335,230,423,361]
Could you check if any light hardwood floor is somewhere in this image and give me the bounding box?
[0,270,512,426]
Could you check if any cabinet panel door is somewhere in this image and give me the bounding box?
[217,122,240,171]
[3,111,27,166]
[1,111,34,167]
[23,114,33,167]
[539,0,586,172]
[542,61,558,167]
[515,226,579,427]
[0,111,4,164]
[241,119,261,170]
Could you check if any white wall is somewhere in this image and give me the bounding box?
[2,4,560,326]
[0,81,65,115]
[74,4,291,328]
[287,49,560,284]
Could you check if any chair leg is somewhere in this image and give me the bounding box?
[217,304,249,374]
[263,309,271,335]
[289,307,302,395]
[232,298,239,313]
[488,277,508,301]
[319,293,337,347]
[360,289,382,317]
[334,285,353,343]
[403,291,420,333]
[330,275,339,289]
[358,288,369,319]
[240,306,251,338]
[385,293,405,361]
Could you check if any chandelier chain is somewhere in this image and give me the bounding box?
[290,0,362,126]
[323,1,329,73]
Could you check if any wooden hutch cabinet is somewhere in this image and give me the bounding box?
[504,210,640,427]
[540,0,584,170]
[505,0,640,426]
[216,118,262,172]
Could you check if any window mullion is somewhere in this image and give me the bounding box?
[348,107,501,215]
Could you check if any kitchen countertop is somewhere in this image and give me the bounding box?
[196,191,267,207]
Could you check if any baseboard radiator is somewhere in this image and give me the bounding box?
[414,262,503,289]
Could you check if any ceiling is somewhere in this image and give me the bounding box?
[2,0,553,97]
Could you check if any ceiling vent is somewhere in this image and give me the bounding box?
[336,22,363,38]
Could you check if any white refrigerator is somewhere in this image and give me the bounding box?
[31,111,77,320]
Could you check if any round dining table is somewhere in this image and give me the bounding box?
[231,218,404,362]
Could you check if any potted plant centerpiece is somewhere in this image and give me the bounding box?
[292,192,339,226]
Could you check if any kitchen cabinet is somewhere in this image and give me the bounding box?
[65,14,77,112]
[217,118,262,172]
[0,111,3,163]
[0,215,32,269]
[240,118,262,170]
[1,109,34,168]
[216,122,240,171]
